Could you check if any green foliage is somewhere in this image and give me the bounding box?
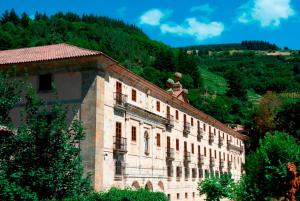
[0,70,25,126]
[238,132,300,200]
[198,174,235,201]
[199,68,228,95]
[65,188,169,201]
[198,174,234,201]
[275,100,300,140]
[0,73,91,200]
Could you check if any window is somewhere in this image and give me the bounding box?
[131,89,137,101]
[116,122,122,137]
[205,169,209,178]
[214,150,217,159]
[191,143,194,154]
[144,131,149,155]
[204,147,206,156]
[185,193,188,198]
[156,133,161,147]
[198,145,200,156]
[176,139,179,151]
[199,168,203,178]
[156,101,160,112]
[131,126,136,142]
[176,110,179,120]
[177,193,180,199]
[168,194,170,199]
[39,74,52,91]
[193,192,195,198]
[203,123,206,131]
[192,168,197,178]
[176,166,182,177]
[191,117,194,126]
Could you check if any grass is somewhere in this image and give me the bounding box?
[199,67,228,95]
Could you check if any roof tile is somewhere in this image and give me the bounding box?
[0,43,101,65]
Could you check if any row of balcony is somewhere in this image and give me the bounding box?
[114,93,243,153]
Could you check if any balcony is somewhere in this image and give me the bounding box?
[113,136,127,154]
[198,154,204,167]
[218,137,224,147]
[184,151,191,164]
[219,159,225,169]
[209,133,214,144]
[227,140,244,153]
[115,160,125,180]
[113,92,127,111]
[183,122,191,136]
[197,129,204,141]
[210,157,215,168]
[166,114,174,129]
[166,147,175,161]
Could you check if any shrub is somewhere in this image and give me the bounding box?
[198,174,235,201]
[65,188,169,201]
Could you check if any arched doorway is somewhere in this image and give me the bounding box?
[145,181,153,191]
[132,181,140,190]
[158,181,164,192]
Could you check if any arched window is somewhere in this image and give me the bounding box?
[144,131,149,155]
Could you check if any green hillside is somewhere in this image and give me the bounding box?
[0,10,299,139]
[199,68,228,95]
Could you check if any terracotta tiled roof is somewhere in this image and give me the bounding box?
[0,43,101,65]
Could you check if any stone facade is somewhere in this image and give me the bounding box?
[1,45,247,201]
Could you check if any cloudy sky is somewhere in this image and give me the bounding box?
[1,0,300,49]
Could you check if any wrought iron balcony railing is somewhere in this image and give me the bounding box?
[197,128,204,141]
[184,151,191,164]
[183,122,191,136]
[227,140,244,153]
[113,92,127,110]
[166,114,174,129]
[166,147,175,161]
[113,136,127,154]
[218,137,224,147]
[198,154,204,166]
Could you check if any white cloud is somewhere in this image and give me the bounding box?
[190,4,214,14]
[139,9,172,26]
[238,0,295,27]
[160,18,224,41]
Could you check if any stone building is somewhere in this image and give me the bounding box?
[0,44,247,201]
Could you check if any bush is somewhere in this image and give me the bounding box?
[198,174,235,201]
[65,188,169,201]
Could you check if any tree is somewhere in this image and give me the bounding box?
[254,91,282,137]
[237,132,300,200]
[198,174,235,201]
[275,101,300,141]
[0,71,24,126]
[0,74,91,200]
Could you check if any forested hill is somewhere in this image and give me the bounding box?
[182,40,280,53]
[0,10,299,141]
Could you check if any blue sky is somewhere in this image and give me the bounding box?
[1,0,300,49]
